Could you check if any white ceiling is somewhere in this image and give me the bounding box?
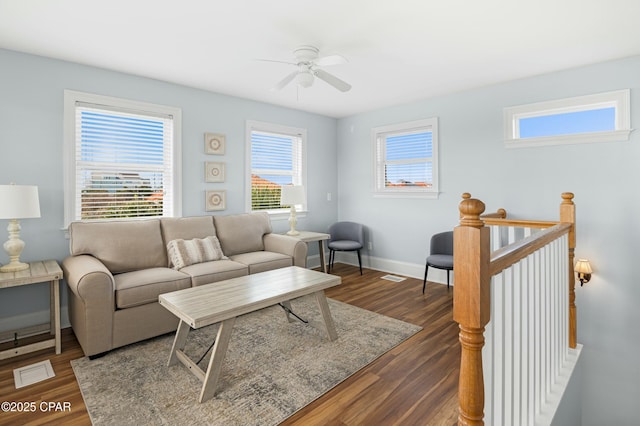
[2,0,640,118]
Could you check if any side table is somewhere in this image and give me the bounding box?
[286,231,330,273]
[0,260,62,360]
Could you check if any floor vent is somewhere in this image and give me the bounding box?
[381,274,406,282]
[14,359,55,389]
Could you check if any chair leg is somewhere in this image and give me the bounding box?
[328,250,333,272]
[356,249,362,275]
[423,264,429,293]
[446,270,450,288]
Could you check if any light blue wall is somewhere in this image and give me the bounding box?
[336,55,640,426]
[0,48,338,331]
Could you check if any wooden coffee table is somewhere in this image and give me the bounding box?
[158,266,341,403]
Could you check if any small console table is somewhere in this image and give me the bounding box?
[0,260,62,360]
[286,231,330,273]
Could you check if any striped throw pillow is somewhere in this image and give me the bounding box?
[167,236,228,270]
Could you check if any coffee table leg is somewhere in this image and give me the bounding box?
[168,320,190,366]
[281,300,295,323]
[199,316,236,403]
[314,290,337,341]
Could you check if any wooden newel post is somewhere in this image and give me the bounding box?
[560,192,577,349]
[454,195,491,426]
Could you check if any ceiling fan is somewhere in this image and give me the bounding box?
[262,45,352,93]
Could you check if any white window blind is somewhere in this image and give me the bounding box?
[64,90,181,227]
[246,121,306,213]
[373,117,439,198]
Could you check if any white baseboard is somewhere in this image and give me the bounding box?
[309,252,454,287]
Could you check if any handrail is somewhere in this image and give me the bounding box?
[480,208,507,219]
[482,217,559,228]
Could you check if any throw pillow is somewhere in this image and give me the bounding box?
[167,236,228,270]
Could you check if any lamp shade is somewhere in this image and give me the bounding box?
[280,185,306,206]
[0,185,41,219]
[574,259,592,274]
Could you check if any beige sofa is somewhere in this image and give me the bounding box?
[62,212,307,358]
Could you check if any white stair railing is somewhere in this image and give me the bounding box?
[454,193,579,426]
[483,233,569,425]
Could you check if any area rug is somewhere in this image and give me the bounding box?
[71,296,421,425]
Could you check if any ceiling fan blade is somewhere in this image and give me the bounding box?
[256,58,297,66]
[314,69,352,92]
[270,71,298,91]
[316,54,348,67]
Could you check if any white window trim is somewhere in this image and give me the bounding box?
[245,120,307,217]
[63,90,182,229]
[372,117,439,199]
[504,89,632,148]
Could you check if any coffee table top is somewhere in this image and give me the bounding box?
[159,266,340,329]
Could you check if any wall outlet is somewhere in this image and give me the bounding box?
[327,192,332,201]
[367,241,373,250]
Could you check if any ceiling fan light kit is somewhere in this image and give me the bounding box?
[266,45,352,93]
[297,71,315,88]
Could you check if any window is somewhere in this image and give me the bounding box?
[373,117,439,198]
[246,120,306,213]
[504,89,631,148]
[64,90,181,227]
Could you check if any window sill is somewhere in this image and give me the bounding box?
[505,129,633,148]
[253,210,308,220]
[373,191,440,199]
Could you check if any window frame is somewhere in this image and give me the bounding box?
[504,89,632,148]
[372,117,439,199]
[63,90,182,228]
[245,120,307,216]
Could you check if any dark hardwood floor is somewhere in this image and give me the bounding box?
[0,264,459,425]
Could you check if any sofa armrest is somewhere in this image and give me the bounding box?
[63,255,115,299]
[62,254,116,356]
[263,233,308,267]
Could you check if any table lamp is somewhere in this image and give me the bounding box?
[280,185,305,236]
[0,184,41,272]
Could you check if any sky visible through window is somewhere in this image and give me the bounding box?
[519,107,615,138]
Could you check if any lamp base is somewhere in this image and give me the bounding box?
[286,205,300,236]
[0,261,30,273]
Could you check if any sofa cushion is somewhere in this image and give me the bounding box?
[167,236,227,269]
[69,219,167,274]
[160,216,216,246]
[180,259,249,286]
[114,267,191,309]
[213,212,272,256]
[229,251,293,274]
